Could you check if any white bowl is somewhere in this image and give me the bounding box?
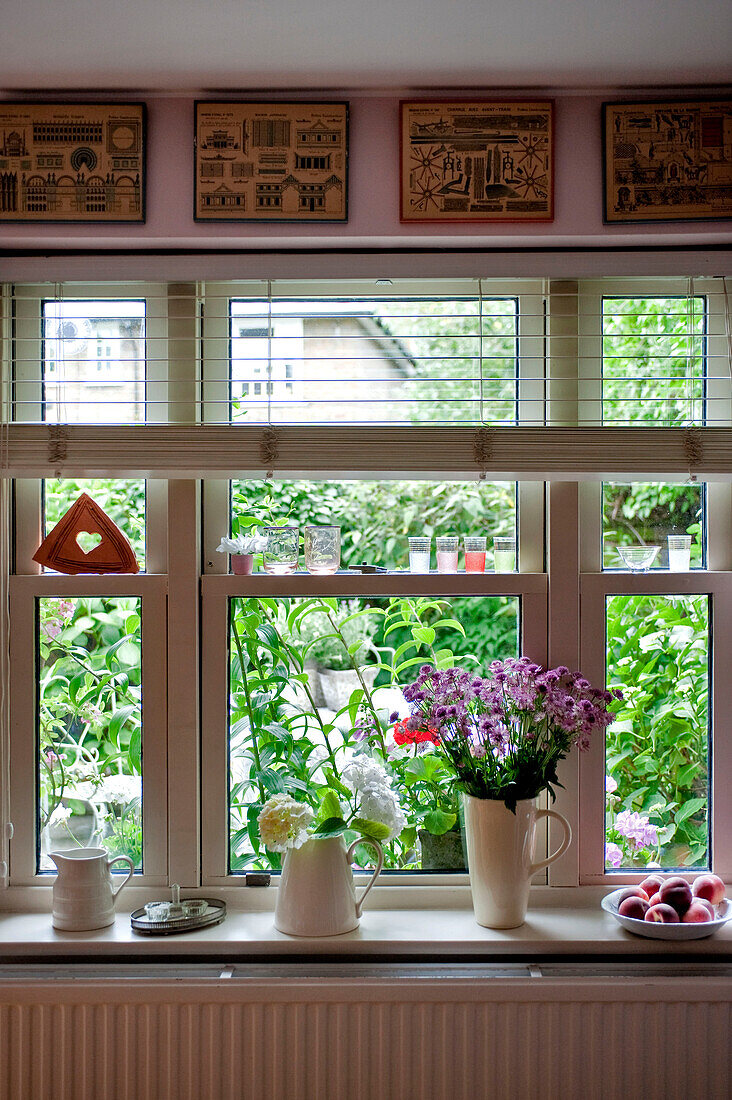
[602,888,732,940]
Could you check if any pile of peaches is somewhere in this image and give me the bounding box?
[617,873,726,924]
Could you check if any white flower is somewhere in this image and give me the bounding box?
[216,534,267,555]
[48,804,72,825]
[258,794,314,852]
[100,773,141,806]
[342,756,406,840]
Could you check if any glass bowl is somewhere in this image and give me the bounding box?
[617,545,660,571]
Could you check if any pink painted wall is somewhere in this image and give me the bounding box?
[1,94,731,250]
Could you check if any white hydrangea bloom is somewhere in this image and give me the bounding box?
[342,756,406,840]
[258,794,314,852]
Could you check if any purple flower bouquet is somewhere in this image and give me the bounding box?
[402,658,621,812]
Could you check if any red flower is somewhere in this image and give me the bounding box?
[392,719,440,746]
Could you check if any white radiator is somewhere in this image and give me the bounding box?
[1,964,731,1100]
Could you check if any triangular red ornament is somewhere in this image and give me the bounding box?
[33,492,140,575]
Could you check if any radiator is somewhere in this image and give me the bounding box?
[1,963,730,1100]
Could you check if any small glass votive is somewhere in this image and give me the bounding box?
[463,535,487,573]
[263,526,299,574]
[144,901,170,922]
[409,536,431,573]
[668,534,692,572]
[494,536,516,573]
[183,899,208,918]
[304,525,341,574]
[436,536,459,573]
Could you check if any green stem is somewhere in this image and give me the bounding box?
[230,603,267,806]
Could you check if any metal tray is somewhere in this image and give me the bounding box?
[130,898,227,936]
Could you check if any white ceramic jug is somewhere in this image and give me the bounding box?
[49,846,135,931]
[463,794,571,929]
[274,835,384,937]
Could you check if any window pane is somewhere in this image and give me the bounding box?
[44,478,146,571]
[38,596,143,871]
[230,296,517,425]
[228,594,519,873]
[602,482,704,570]
[602,296,705,426]
[230,479,517,572]
[605,594,709,871]
[43,299,146,423]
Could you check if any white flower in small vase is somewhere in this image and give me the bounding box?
[216,533,267,575]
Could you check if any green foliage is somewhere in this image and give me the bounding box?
[39,596,143,868]
[606,594,709,869]
[602,296,704,426]
[227,595,497,871]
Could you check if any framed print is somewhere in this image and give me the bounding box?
[0,103,145,222]
[194,102,348,222]
[603,99,732,223]
[400,99,554,222]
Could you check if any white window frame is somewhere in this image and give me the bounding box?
[1,264,731,904]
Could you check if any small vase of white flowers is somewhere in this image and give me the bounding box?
[259,758,405,937]
[216,533,268,575]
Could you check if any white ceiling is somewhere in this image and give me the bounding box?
[3,0,731,92]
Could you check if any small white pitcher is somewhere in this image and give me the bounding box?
[463,794,571,929]
[49,846,135,931]
[275,835,383,937]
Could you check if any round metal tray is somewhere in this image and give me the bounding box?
[131,898,227,936]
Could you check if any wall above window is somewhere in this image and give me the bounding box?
[1,94,732,253]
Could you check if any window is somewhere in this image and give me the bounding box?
[2,270,732,899]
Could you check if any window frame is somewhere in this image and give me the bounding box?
[1,267,732,904]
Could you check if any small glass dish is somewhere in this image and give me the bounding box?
[617,545,660,572]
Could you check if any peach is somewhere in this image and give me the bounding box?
[691,874,726,907]
[659,879,692,916]
[647,891,662,907]
[617,887,649,904]
[645,903,680,924]
[695,898,716,918]
[681,901,713,924]
[640,874,664,899]
[618,896,649,920]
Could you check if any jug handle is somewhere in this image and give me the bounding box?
[107,854,135,900]
[346,836,384,919]
[528,809,572,875]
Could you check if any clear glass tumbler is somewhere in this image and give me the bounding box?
[463,535,487,573]
[494,536,516,573]
[263,526,300,574]
[304,525,341,574]
[408,537,431,573]
[436,536,459,573]
[667,534,692,572]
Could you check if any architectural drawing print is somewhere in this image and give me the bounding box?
[195,102,348,221]
[0,103,145,222]
[400,100,553,222]
[604,100,732,222]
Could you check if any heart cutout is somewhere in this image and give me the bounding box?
[76,531,103,555]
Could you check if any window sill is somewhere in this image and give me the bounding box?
[1,892,731,959]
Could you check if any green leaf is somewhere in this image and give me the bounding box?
[351,817,391,841]
[108,705,136,742]
[422,810,457,835]
[311,816,347,838]
[318,789,343,820]
[412,626,436,646]
[674,797,706,824]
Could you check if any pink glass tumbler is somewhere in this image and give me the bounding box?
[436,536,459,573]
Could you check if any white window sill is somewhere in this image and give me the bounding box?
[0,890,730,958]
